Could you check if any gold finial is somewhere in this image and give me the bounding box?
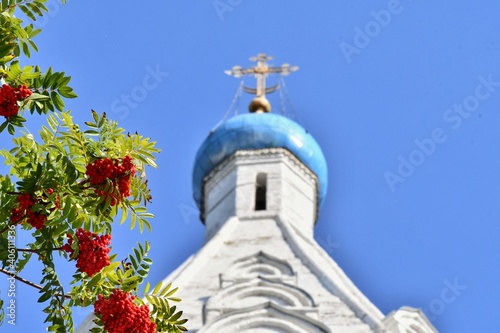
[225,53,299,113]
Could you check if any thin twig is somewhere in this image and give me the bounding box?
[0,267,71,299]
[5,191,23,195]
[17,247,63,253]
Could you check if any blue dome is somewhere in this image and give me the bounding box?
[192,113,328,209]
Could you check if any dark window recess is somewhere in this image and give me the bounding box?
[255,173,267,211]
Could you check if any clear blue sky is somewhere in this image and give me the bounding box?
[1,0,499,332]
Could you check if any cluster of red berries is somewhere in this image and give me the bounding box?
[63,228,111,277]
[94,289,156,333]
[15,85,32,100]
[10,193,47,230]
[85,156,136,206]
[0,84,32,117]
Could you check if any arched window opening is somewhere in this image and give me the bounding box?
[255,173,267,211]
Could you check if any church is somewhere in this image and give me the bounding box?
[78,54,438,333]
[159,54,438,332]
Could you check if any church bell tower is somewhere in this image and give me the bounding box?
[160,54,439,333]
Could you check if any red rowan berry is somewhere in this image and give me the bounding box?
[0,84,19,117]
[94,289,156,333]
[9,193,47,229]
[85,156,136,205]
[63,228,112,277]
[14,85,32,100]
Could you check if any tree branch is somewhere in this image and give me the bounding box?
[0,267,71,299]
[5,191,23,195]
[16,247,63,254]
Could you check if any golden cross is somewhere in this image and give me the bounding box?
[225,54,298,112]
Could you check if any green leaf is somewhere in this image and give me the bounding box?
[120,208,128,224]
[29,92,50,101]
[170,310,183,322]
[59,88,77,99]
[143,282,151,294]
[0,238,10,262]
[101,261,120,273]
[27,2,44,16]
[19,5,36,21]
[7,124,14,135]
[86,273,102,289]
[37,291,52,303]
[159,283,172,297]
[21,40,30,58]
[97,112,106,127]
[51,91,64,111]
[84,129,98,135]
[0,120,8,133]
[152,281,165,295]
[129,254,138,270]
[91,109,99,123]
[165,287,179,298]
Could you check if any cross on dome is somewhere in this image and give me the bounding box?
[225,53,298,113]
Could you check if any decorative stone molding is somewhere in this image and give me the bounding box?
[222,251,294,281]
[205,278,317,320]
[203,250,324,330]
[199,302,331,333]
[383,307,437,333]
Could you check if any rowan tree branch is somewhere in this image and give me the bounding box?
[0,267,71,299]
[17,247,63,253]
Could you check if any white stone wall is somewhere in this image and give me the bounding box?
[203,149,318,239]
[164,148,438,333]
[165,216,375,332]
[166,149,378,332]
